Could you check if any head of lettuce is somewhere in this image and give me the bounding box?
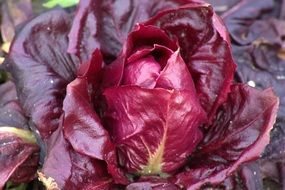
[1,0,279,189]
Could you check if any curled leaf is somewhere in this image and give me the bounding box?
[172,84,279,189]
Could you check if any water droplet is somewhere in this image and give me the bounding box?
[247,80,256,87]
[276,75,285,80]
[50,79,54,84]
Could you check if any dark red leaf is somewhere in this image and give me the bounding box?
[144,2,236,122]
[42,127,112,190]
[103,86,206,175]
[67,0,190,62]
[63,77,128,184]
[172,84,279,189]
[101,24,178,89]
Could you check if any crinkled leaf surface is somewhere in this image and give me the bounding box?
[68,0,191,62]
[144,3,236,122]
[222,1,285,188]
[202,162,263,190]
[101,21,207,176]
[8,9,81,138]
[225,14,285,119]
[103,86,206,175]
[262,119,285,163]
[172,84,278,189]
[222,0,277,45]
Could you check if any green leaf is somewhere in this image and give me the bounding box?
[5,182,28,190]
[0,127,37,144]
[0,70,7,84]
[43,0,79,8]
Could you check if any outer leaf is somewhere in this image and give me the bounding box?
[225,15,285,119]
[0,0,33,44]
[262,120,285,163]
[67,0,190,62]
[8,9,81,138]
[172,84,278,189]
[103,86,206,175]
[0,81,17,106]
[0,82,39,189]
[42,127,112,190]
[203,162,264,190]
[238,162,264,190]
[144,3,236,122]
[0,129,39,189]
[206,0,240,15]
[62,55,128,184]
[222,0,276,45]
[0,82,28,130]
[223,1,285,187]
[126,177,180,190]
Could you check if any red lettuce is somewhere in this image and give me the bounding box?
[7,9,81,139]
[67,0,192,62]
[3,0,280,189]
[0,81,39,189]
[222,0,285,188]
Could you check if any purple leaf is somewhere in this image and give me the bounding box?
[8,9,81,138]
[0,81,39,188]
[222,0,276,45]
